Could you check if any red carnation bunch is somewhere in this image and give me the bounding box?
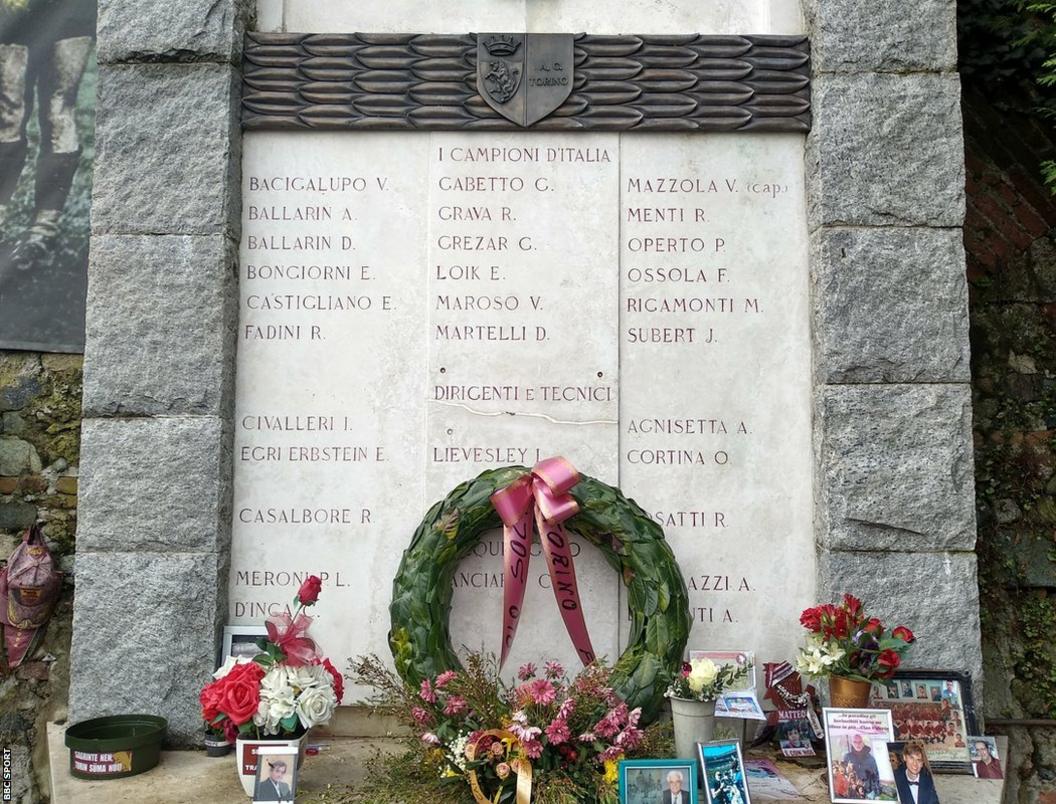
[797,594,915,682]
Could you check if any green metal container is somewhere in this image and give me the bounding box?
[64,714,167,780]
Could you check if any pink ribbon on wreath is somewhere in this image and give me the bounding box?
[265,611,320,666]
[490,457,596,669]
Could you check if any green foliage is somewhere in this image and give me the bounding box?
[387,467,692,724]
[1010,593,1056,717]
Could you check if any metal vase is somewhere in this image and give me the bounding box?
[829,675,873,708]
[670,697,716,761]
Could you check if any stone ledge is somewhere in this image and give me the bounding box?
[807,72,966,228]
[83,234,238,418]
[814,384,976,551]
[67,552,227,745]
[92,63,240,237]
[97,0,252,65]
[804,0,957,73]
[77,417,232,554]
[811,227,970,383]
[816,549,983,686]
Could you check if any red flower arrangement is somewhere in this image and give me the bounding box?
[796,594,915,681]
[200,575,343,741]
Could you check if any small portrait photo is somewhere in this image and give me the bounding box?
[969,736,1003,779]
[940,680,960,706]
[884,682,899,699]
[888,740,940,804]
[929,685,942,702]
[222,624,268,662]
[778,719,814,757]
[901,681,914,698]
[916,684,928,700]
[253,746,298,803]
[618,759,698,804]
[698,740,751,804]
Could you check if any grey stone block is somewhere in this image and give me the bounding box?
[812,227,970,383]
[83,235,238,417]
[0,436,42,475]
[817,549,983,685]
[807,73,965,228]
[97,0,251,64]
[0,500,37,530]
[815,384,976,551]
[78,417,232,553]
[92,64,240,236]
[68,551,226,745]
[804,0,957,73]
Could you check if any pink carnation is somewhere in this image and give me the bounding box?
[419,679,436,703]
[435,670,458,688]
[517,663,537,681]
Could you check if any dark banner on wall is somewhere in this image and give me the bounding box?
[0,0,96,353]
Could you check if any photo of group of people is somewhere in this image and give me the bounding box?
[871,676,972,766]
[698,741,751,804]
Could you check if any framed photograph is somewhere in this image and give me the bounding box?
[697,740,751,804]
[968,735,1004,779]
[618,759,698,804]
[868,669,977,773]
[777,712,815,757]
[822,707,898,803]
[252,745,298,803]
[221,624,268,663]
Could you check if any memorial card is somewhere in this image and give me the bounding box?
[777,711,815,757]
[743,758,802,801]
[822,708,897,803]
[714,690,767,721]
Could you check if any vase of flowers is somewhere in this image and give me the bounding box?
[198,575,345,795]
[796,594,916,708]
[665,657,751,760]
[349,653,673,803]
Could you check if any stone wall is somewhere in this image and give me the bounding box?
[964,88,1056,803]
[65,0,249,746]
[0,351,81,803]
[804,0,982,681]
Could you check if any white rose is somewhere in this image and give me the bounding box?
[296,683,338,729]
[288,663,329,692]
[687,658,718,694]
[254,666,297,735]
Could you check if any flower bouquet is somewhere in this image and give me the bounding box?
[349,654,673,804]
[665,657,751,703]
[199,574,344,743]
[796,594,915,707]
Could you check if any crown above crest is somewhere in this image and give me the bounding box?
[483,35,520,56]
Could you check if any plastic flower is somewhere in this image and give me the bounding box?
[686,658,718,694]
[296,682,338,729]
[892,625,915,643]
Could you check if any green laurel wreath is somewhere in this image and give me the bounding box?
[388,466,691,723]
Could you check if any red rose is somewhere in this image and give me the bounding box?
[878,649,901,670]
[892,626,915,644]
[833,609,851,639]
[322,657,345,703]
[863,618,883,636]
[199,681,223,723]
[297,575,323,606]
[216,662,265,725]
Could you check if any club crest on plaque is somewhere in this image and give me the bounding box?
[477,33,574,127]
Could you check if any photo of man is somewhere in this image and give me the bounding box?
[661,769,689,804]
[253,751,297,803]
[843,734,880,796]
[893,741,940,804]
[970,737,1003,780]
[941,681,960,706]
[823,708,897,803]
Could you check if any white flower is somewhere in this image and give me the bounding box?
[296,682,337,729]
[686,658,718,694]
[287,663,327,692]
[796,638,846,677]
[212,655,252,680]
[254,666,297,735]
